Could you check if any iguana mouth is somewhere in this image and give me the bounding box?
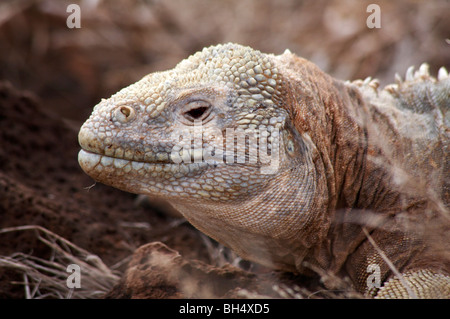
[78,149,210,178]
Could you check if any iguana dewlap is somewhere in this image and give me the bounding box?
[78,43,450,298]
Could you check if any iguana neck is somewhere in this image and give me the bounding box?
[274,54,369,214]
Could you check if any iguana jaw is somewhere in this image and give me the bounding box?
[77,150,209,179]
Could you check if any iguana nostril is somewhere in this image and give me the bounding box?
[113,105,135,123]
[120,106,131,117]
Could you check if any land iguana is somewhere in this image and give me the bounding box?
[78,43,450,298]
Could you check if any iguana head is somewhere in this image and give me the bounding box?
[78,43,327,270]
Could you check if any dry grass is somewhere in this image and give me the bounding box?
[0,225,121,299]
[0,224,364,299]
[199,233,364,299]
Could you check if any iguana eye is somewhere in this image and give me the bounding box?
[182,100,212,123]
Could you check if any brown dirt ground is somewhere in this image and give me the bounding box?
[0,0,448,298]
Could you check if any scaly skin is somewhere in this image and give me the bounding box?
[78,43,450,298]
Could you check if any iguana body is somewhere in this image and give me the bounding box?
[78,43,450,298]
